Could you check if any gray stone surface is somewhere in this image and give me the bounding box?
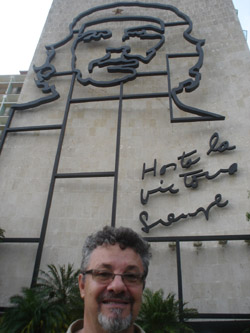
[1,0,250,314]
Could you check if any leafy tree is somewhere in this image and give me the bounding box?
[0,287,66,332]
[0,264,83,332]
[136,288,197,333]
[37,263,83,325]
[246,191,250,221]
[242,328,250,333]
[0,228,5,241]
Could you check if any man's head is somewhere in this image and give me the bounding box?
[73,17,165,87]
[36,2,203,99]
[78,226,151,332]
[34,2,215,123]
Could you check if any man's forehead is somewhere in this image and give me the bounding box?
[88,244,144,270]
[90,243,140,258]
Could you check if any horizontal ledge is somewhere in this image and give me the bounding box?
[144,234,250,242]
[195,313,250,319]
[0,307,9,312]
[171,116,225,123]
[168,52,198,58]
[54,71,74,76]
[71,92,169,103]
[6,124,62,132]
[137,71,168,77]
[55,70,168,77]
[1,238,40,243]
[55,171,115,178]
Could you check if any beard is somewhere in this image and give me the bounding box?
[98,309,132,332]
[97,291,134,332]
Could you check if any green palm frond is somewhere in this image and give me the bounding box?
[0,264,83,332]
[0,287,66,333]
[136,288,197,333]
[0,228,5,240]
[246,212,250,221]
[37,264,80,303]
[37,264,83,324]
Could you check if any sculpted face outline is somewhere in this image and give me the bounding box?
[72,17,165,87]
[32,2,225,121]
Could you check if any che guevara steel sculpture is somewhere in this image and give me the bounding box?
[1,1,224,129]
[0,2,225,286]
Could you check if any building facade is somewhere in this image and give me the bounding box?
[1,0,250,327]
[0,73,27,134]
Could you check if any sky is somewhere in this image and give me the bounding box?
[0,0,249,75]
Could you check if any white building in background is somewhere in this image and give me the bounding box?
[0,72,27,134]
[0,0,250,331]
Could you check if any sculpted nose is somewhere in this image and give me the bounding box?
[106,45,131,55]
[106,275,127,293]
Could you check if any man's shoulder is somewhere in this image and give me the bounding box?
[66,319,83,333]
[66,320,145,333]
[134,323,146,333]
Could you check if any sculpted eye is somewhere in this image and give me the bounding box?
[123,25,164,42]
[122,28,144,42]
[81,30,112,43]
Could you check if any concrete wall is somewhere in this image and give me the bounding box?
[1,0,250,314]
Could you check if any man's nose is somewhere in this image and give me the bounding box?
[106,275,127,293]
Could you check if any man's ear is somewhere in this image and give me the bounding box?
[78,274,85,299]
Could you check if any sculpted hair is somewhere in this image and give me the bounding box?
[80,226,151,277]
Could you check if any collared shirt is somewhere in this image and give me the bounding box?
[66,319,145,333]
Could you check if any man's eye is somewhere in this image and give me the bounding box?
[96,271,113,279]
[123,273,139,282]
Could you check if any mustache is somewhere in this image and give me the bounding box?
[88,53,139,73]
[98,291,134,303]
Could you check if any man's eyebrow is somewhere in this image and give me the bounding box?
[124,265,142,272]
[94,264,113,270]
[93,264,141,272]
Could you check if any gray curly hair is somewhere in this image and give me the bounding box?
[80,226,151,278]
